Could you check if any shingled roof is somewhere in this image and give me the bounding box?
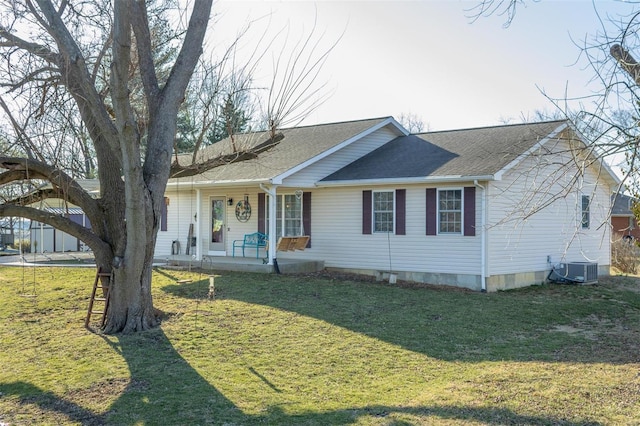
[322,120,567,182]
[612,193,636,216]
[173,117,399,183]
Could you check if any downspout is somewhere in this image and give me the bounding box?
[195,188,201,261]
[474,180,487,292]
[259,183,278,266]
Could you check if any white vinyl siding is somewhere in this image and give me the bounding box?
[154,189,197,257]
[293,185,481,276]
[486,137,611,277]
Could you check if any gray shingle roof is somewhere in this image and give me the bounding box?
[174,117,395,183]
[322,120,567,182]
[612,193,635,216]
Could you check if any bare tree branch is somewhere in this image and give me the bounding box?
[170,132,284,178]
[0,203,109,254]
[0,157,99,217]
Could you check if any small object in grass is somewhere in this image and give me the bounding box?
[208,276,215,300]
[176,279,192,284]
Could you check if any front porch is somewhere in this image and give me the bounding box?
[161,254,324,274]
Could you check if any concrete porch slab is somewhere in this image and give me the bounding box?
[159,254,324,275]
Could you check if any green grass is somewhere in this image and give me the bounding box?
[1,266,639,425]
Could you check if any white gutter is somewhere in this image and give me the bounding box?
[166,178,272,189]
[259,183,278,266]
[316,175,496,188]
[474,179,487,292]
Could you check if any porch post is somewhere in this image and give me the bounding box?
[259,184,278,266]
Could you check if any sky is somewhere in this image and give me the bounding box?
[210,0,634,131]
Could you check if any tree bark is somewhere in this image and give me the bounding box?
[0,0,212,334]
[611,44,640,86]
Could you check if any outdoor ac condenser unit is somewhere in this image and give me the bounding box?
[549,262,598,284]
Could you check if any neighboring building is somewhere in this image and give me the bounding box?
[27,179,98,253]
[30,207,91,253]
[611,192,640,240]
[158,117,619,291]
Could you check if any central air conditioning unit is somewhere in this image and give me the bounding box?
[549,262,598,284]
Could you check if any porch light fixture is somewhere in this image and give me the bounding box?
[227,198,233,206]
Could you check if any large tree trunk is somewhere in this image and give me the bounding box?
[0,0,212,334]
[102,251,158,334]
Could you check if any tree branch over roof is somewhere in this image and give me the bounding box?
[169,132,284,178]
[1,188,63,207]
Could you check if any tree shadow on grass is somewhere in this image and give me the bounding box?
[0,381,105,425]
[1,328,247,424]
[0,323,603,425]
[0,383,602,425]
[162,272,640,364]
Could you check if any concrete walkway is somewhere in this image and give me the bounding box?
[0,251,97,267]
[0,251,324,274]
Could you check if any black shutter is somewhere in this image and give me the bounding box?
[303,192,311,248]
[258,193,266,234]
[362,190,372,234]
[426,188,437,235]
[395,189,406,235]
[464,187,476,237]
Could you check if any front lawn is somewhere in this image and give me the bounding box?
[0,267,639,425]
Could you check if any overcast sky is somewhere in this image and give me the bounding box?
[211,1,633,131]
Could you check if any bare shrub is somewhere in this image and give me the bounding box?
[611,235,639,274]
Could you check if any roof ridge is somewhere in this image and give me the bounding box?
[239,116,393,135]
[417,119,567,136]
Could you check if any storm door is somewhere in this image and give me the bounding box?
[209,197,226,252]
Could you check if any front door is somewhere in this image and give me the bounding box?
[209,197,226,252]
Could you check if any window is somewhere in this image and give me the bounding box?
[268,194,303,237]
[373,191,394,232]
[438,189,462,234]
[581,195,590,229]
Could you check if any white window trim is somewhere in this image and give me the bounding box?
[267,193,305,238]
[437,187,464,235]
[372,189,395,234]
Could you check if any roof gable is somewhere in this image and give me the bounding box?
[322,120,568,182]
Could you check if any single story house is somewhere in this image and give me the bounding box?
[159,117,619,291]
[611,192,640,240]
